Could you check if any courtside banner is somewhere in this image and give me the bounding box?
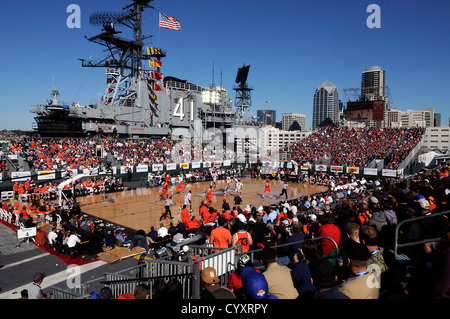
[120,166,133,174]
[315,164,327,172]
[181,163,189,169]
[364,168,378,176]
[37,170,56,180]
[203,162,211,168]
[382,169,397,177]
[301,164,311,170]
[136,164,149,173]
[330,165,343,173]
[11,171,31,182]
[346,167,360,174]
[166,163,177,171]
[191,162,201,169]
[152,164,164,171]
[223,160,231,167]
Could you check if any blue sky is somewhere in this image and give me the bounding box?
[1,0,448,130]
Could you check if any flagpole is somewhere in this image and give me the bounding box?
[157,13,161,46]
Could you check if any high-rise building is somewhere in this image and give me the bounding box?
[282,113,306,131]
[313,81,339,129]
[257,109,276,126]
[387,107,435,128]
[361,66,386,102]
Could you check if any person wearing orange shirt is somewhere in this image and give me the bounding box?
[180,205,190,225]
[263,180,272,201]
[13,182,19,198]
[222,210,233,221]
[232,222,253,253]
[209,217,232,249]
[158,181,169,200]
[187,216,200,233]
[172,179,186,195]
[201,205,211,224]
[206,186,213,203]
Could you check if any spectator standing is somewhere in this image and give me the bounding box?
[27,272,51,299]
[210,217,232,249]
[232,222,253,253]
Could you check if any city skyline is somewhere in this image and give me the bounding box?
[0,0,448,131]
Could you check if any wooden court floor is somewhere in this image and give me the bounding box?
[77,178,328,233]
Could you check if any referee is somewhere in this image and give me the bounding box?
[280,181,288,199]
[160,196,174,221]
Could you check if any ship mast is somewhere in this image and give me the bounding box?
[80,0,155,107]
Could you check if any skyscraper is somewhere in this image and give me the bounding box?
[361,66,386,103]
[282,113,306,131]
[257,109,276,126]
[313,81,339,129]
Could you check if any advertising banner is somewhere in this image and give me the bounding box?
[364,168,378,176]
[330,165,343,173]
[152,164,164,171]
[37,170,56,180]
[166,163,177,171]
[136,164,149,173]
[382,169,397,177]
[346,167,360,174]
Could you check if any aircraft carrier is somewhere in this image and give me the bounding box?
[30,0,260,157]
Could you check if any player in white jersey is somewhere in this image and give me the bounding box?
[225,175,232,193]
[235,179,243,195]
[184,190,192,209]
[212,170,218,188]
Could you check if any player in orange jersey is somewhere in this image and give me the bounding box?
[262,180,272,201]
[206,185,213,203]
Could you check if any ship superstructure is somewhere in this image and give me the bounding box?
[31,0,260,158]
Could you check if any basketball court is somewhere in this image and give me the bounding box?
[77,178,328,233]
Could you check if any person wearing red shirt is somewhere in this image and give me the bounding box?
[316,215,341,258]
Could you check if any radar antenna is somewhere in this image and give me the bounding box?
[233,64,253,121]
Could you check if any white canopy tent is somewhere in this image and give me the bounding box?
[57,174,90,206]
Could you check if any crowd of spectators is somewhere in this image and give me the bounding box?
[6,126,426,177]
[82,162,450,300]
[384,127,426,169]
[286,126,426,169]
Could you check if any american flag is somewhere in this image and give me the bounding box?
[159,12,181,31]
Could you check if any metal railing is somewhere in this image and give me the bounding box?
[244,235,339,266]
[394,209,450,260]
